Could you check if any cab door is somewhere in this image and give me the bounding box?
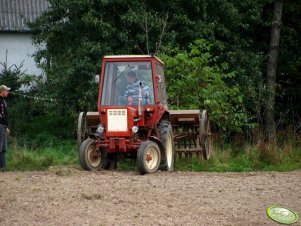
[155,63,168,108]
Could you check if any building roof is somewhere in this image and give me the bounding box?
[0,0,49,31]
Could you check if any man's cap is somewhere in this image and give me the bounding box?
[0,85,11,92]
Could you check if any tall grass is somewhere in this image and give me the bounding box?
[117,141,301,172]
[7,134,78,171]
[176,127,301,172]
[175,143,301,172]
[5,129,301,172]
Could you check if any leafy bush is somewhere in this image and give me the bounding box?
[160,40,254,132]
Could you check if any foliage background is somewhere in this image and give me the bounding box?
[23,0,301,134]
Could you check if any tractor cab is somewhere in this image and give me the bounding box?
[100,60,155,106]
[97,55,168,138]
[100,55,167,106]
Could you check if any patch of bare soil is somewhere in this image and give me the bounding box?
[0,168,300,226]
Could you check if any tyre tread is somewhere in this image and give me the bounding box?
[158,120,175,171]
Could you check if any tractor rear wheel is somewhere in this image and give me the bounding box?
[79,138,106,171]
[200,110,212,160]
[77,112,88,151]
[158,121,175,171]
[137,141,161,175]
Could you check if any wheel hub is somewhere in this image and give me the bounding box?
[87,146,101,167]
[89,151,98,161]
[145,147,158,170]
[146,153,153,162]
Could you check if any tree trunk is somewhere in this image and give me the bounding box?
[264,0,283,142]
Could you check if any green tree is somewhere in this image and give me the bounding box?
[0,61,25,92]
[276,1,301,130]
[29,0,301,136]
[160,40,251,132]
[29,0,270,113]
[29,0,173,112]
[264,0,283,142]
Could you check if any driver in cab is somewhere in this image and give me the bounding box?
[120,71,151,105]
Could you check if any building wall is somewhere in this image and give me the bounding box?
[0,32,42,75]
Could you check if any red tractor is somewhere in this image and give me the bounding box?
[77,55,212,174]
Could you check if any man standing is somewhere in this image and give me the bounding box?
[0,85,10,171]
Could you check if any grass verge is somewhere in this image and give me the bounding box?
[7,136,78,171]
[175,144,301,172]
[5,136,301,172]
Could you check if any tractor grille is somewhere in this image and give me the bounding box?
[107,109,128,132]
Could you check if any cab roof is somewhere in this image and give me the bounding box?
[103,55,164,64]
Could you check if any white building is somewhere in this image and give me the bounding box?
[0,0,49,75]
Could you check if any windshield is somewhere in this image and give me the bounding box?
[101,61,154,106]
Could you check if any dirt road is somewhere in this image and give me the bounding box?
[0,168,300,226]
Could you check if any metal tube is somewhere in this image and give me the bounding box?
[138,82,143,116]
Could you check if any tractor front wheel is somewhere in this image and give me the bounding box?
[79,138,105,171]
[137,141,161,175]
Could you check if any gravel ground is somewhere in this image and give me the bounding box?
[0,168,300,226]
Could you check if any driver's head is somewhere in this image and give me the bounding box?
[127,71,137,84]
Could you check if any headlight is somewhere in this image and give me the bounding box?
[97,124,104,134]
[132,126,139,133]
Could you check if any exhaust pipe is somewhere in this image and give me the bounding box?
[138,82,143,117]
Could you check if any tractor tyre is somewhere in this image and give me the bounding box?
[200,110,212,160]
[101,152,111,170]
[103,153,117,170]
[79,138,106,171]
[158,121,175,171]
[77,112,88,151]
[137,141,161,175]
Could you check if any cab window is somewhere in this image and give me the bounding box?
[101,61,155,106]
[155,63,167,106]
